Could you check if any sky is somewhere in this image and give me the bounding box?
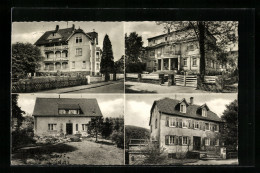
[17,94,124,118]
[12,22,124,61]
[125,93,237,129]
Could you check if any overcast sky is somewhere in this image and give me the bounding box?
[17,94,124,118]
[125,93,237,129]
[12,22,124,61]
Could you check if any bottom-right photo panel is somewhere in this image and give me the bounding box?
[125,94,238,165]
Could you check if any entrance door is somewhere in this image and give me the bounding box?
[193,136,201,150]
[66,123,73,135]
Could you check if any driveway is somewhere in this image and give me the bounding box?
[125,81,207,93]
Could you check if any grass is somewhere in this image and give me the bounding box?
[11,138,124,165]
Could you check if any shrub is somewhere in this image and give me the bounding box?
[12,129,36,151]
[69,135,81,142]
[126,62,146,73]
[111,131,124,149]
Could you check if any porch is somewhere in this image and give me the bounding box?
[157,56,181,71]
[43,62,69,72]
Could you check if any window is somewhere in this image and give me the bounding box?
[183,136,188,145]
[82,124,88,131]
[202,108,207,117]
[169,118,176,127]
[182,120,188,128]
[131,156,135,162]
[205,123,209,130]
[153,40,156,44]
[72,61,75,69]
[180,103,186,113]
[192,57,197,66]
[150,50,155,56]
[76,124,78,131]
[183,58,187,67]
[76,48,82,56]
[195,121,199,129]
[96,63,99,70]
[76,36,82,43]
[188,44,194,51]
[169,136,175,144]
[215,139,219,146]
[165,37,168,41]
[205,138,210,146]
[165,135,176,145]
[82,61,86,69]
[59,109,80,114]
[48,124,57,131]
[155,119,157,129]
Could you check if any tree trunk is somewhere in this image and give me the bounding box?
[198,22,206,80]
[105,72,110,81]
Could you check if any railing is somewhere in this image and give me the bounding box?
[204,76,217,83]
[44,57,69,62]
[44,45,69,52]
[126,73,138,79]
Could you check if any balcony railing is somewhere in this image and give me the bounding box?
[44,45,69,52]
[44,57,69,62]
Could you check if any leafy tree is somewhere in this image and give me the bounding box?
[101,117,113,138]
[220,99,238,150]
[87,117,104,142]
[156,21,238,79]
[12,42,43,79]
[100,34,114,81]
[11,94,25,130]
[114,55,124,73]
[125,32,143,63]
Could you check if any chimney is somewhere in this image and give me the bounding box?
[190,97,194,105]
[72,24,75,30]
[93,29,95,32]
[55,25,59,32]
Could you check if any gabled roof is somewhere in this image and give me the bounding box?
[33,98,103,117]
[150,97,222,125]
[34,27,94,46]
[34,27,75,45]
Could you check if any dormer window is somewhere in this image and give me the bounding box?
[180,103,186,113]
[58,109,82,114]
[202,108,207,117]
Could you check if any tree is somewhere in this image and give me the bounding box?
[12,94,25,130]
[220,99,238,150]
[114,55,124,73]
[156,21,238,79]
[101,117,113,138]
[12,42,43,79]
[100,35,114,81]
[125,32,144,63]
[87,117,104,142]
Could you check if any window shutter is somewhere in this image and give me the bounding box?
[176,118,179,128]
[165,135,169,145]
[174,136,178,145]
[176,136,179,145]
[191,120,194,129]
[188,137,191,145]
[179,136,182,145]
[166,117,169,127]
[199,122,202,130]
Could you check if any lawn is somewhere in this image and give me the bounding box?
[11,138,124,165]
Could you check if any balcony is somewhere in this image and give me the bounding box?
[44,45,69,52]
[43,57,69,62]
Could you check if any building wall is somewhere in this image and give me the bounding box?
[150,111,220,153]
[34,116,91,136]
[68,33,92,72]
[150,105,160,141]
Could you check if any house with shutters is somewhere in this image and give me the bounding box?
[145,27,227,74]
[34,24,102,76]
[149,97,222,155]
[32,98,103,136]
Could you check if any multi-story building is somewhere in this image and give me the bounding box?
[34,24,101,76]
[33,98,103,136]
[149,97,222,155]
[145,28,226,74]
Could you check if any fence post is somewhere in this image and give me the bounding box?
[168,74,174,86]
[184,72,186,86]
[138,73,142,82]
[159,73,164,85]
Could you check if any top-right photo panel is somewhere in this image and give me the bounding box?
[125,21,238,93]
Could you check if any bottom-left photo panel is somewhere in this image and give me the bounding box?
[11,94,124,165]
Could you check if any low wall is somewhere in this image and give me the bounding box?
[126,73,161,84]
[197,76,223,92]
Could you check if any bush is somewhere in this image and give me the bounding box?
[12,129,36,150]
[69,135,81,142]
[111,131,124,149]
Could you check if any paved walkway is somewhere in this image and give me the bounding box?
[125,81,207,93]
[37,80,123,94]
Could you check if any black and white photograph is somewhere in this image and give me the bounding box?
[11,94,124,165]
[125,94,238,165]
[125,21,238,93]
[11,22,124,94]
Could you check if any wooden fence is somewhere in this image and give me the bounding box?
[12,77,87,93]
[141,74,159,80]
[175,75,197,87]
[126,73,138,79]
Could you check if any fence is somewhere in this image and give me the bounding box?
[141,74,159,80]
[12,77,87,93]
[126,73,138,79]
[175,75,197,88]
[204,76,217,83]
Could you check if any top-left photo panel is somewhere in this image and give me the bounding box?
[11,22,125,94]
